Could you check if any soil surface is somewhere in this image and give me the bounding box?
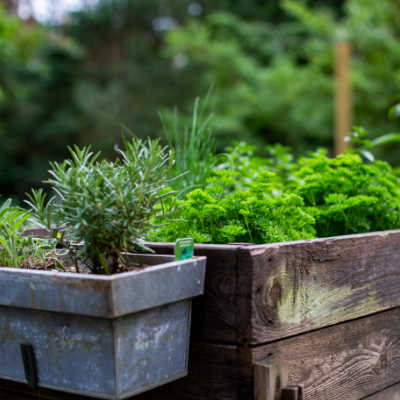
[3,251,150,275]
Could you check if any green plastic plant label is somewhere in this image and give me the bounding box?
[175,237,194,261]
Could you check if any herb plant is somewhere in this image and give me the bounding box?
[294,151,400,237]
[0,199,57,268]
[27,137,175,274]
[150,141,400,244]
[161,93,216,195]
[149,168,316,244]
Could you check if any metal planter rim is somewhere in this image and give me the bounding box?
[0,254,207,319]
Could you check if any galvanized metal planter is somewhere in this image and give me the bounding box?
[0,253,206,399]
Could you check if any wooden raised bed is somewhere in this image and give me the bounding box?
[2,230,400,399]
[146,230,400,400]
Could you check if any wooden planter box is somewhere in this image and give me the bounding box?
[0,254,206,400]
[143,230,400,400]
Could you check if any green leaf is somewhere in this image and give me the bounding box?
[370,133,400,147]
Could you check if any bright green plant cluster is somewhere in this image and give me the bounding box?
[295,151,400,237]
[0,199,57,268]
[149,142,400,244]
[149,184,315,244]
[26,137,175,274]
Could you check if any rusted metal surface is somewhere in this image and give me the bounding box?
[0,255,206,399]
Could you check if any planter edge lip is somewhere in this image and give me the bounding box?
[0,254,205,281]
[0,255,206,318]
[242,228,400,251]
[148,228,400,252]
[147,241,245,250]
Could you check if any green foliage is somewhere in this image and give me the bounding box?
[294,151,400,237]
[27,137,175,274]
[0,199,57,268]
[0,8,84,201]
[0,0,203,202]
[151,140,400,244]
[389,103,400,120]
[149,181,316,244]
[161,94,216,195]
[217,142,297,191]
[346,126,400,162]
[65,0,202,150]
[3,0,400,203]
[149,142,312,244]
[166,0,400,155]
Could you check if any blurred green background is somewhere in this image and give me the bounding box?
[0,0,399,201]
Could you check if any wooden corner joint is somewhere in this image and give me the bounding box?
[281,386,303,400]
[253,361,303,400]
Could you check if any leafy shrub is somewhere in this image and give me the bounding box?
[0,8,85,202]
[27,137,174,274]
[150,186,315,244]
[149,160,316,244]
[294,151,400,237]
[216,142,297,192]
[150,139,400,244]
[166,0,400,157]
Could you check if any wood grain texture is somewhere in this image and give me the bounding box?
[334,40,352,155]
[254,362,288,400]
[252,308,400,400]
[363,383,400,400]
[151,230,400,345]
[246,230,400,344]
[149,243,244,343]
[1,328,399,400]
[282,386,303,400]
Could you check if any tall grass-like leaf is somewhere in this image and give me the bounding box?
[161,92,216,195]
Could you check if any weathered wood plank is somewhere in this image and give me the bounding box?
[254,362,288,400]
[282,386,303,400]
[252,308,400,400]
[149,243,243,343]
[151,231,400,345]
[362,382,400,400]
[246,230,400,344]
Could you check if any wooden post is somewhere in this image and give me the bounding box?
[281,386,302,400]
[334,40,352,155]
[254,362,288,400]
